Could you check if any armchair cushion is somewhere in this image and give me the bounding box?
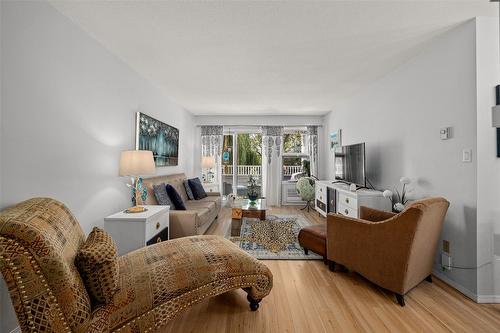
[360,206,397,222]
[76,227,119,304]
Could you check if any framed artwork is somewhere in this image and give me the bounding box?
[330,129,342,152]
[135,112,179,167]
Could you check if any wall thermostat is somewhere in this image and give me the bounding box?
[440,127,451,140]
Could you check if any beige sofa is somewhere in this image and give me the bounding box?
[143,173,222,239]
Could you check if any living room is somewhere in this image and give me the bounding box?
[1,1,500,332]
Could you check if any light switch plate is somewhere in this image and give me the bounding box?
[462,149,472,163]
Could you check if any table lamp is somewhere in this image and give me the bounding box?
[201,156,216,183]
[119,150,155,213]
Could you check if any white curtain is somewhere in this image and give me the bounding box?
[201,126,223,192]
[261,126,283,206]
[307,126,319,178]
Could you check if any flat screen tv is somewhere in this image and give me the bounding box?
[334,143,366,186]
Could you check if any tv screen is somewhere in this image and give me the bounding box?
[334,143,366,186]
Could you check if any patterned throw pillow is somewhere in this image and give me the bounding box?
[183,180,195,200]
[166,184,187,210]
[188,177,208,200]
[75,227,119,304]
[153,183,175,210]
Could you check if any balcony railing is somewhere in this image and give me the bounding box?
[222,165,302,176]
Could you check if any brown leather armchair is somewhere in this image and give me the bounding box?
[326,197,449,306]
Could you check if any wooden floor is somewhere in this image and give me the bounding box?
[163,205,500,333]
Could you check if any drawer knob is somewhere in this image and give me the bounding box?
[320,188,323,192]
[345,209,349,215]
[345,198,349,203]
[156,222,160,230]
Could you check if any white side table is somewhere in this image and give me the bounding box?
[104,205,170,256]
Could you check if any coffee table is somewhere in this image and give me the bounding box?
[231,199,267,236]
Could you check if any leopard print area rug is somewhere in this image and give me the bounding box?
[228,215,323,260]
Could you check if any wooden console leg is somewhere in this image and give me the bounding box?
[304,248,309,255]
[247,294,261,311]
[328,260,336,272]
[425,275,432,283]
[395,294,405,307]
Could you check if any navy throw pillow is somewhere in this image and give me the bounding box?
[188,177,208,200]
[165,184,186,210]
[152,183,176,210]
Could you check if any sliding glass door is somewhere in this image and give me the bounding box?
[221,129,262,198]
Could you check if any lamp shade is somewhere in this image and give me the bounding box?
[119,150,155,177]
[201,156,216,169]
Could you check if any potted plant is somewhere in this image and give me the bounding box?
[247,175,259,203]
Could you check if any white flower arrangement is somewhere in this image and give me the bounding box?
[384,177,413,212]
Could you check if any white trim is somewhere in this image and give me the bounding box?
[432,269,478,302]
[476,295,500,303]
[9,327,21,333]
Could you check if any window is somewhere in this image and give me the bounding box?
[282,129,310,181]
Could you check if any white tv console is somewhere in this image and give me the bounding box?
[315,181,391,218]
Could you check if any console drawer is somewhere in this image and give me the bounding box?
[338,192,358,210]
[337,202,357,218]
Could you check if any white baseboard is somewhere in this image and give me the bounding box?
[9,327,20,333]
[432,269,478,302]
[476,295,500,303]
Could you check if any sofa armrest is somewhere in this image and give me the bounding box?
[207,192,221,197]
[359,206,396,222]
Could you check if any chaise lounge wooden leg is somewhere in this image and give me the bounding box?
[328,260,336,272]
[425,275,432,283]
[323,256,328,265]
[395,294,405,307]
[247,294,261,311]
[304,248,309,255]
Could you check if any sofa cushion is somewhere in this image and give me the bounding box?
[152,183,175,210]
[183,180,195,200]
[76,227,119,304]
[188,177,208,200]
[166,184,187,210]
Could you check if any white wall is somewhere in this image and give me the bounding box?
[323,20,479,295]
[0,1,195,331]
[476,17,500,302]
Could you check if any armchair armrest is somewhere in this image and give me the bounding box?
[360,206,396,222]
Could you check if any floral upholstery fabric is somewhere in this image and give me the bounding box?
[76,227,119,304]
[0,198,273,333]
[0,198,91,333]
[88,235,273,332]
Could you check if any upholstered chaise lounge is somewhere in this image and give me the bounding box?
[0,198,273,333]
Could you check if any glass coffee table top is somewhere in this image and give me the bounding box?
[231,198,267,211]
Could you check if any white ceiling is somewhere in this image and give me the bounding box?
[50,1,497,116]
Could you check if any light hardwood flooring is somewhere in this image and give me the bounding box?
[163,205,500,332]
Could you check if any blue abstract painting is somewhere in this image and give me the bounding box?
[135,112,179,167]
